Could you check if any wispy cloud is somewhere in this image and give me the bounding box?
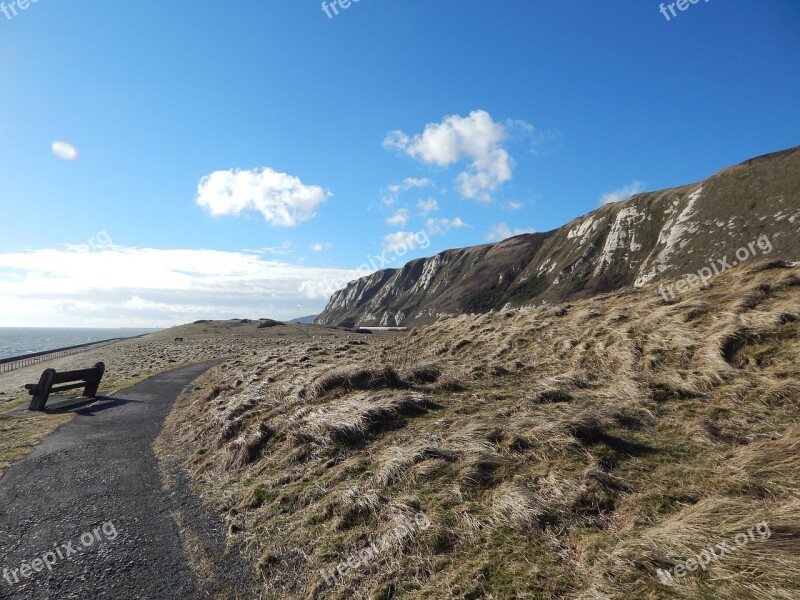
[241,242,294,255]
[196,167,330,226]
[382,177,432,206]
[386,209,410,227]
[599,180,645,205]
[425,217,470,236]
[382,231,425,254]
[530,129,563,156]
[504,121,562,156]
[416,197,439,216]
[310,242,332,252]
[384,110,519,203]
[485,222,535,242]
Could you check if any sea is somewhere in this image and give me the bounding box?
[0,328,160,361]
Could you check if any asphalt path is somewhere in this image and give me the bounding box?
[0,361,258,599]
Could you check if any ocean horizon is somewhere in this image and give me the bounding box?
[0,327,160,361]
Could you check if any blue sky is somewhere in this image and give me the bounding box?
[0,0,798,327]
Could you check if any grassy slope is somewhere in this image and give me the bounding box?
[158,262,800,599]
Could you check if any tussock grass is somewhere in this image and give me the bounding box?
[301,392,438,445]
[158,261,800,598]
[312,366,409,398]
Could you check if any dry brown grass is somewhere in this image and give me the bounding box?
[157,260,800,599]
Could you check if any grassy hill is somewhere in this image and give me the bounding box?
[158,259,800,599]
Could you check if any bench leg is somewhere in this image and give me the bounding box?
[28,369,56,411]
[83,362,106,398]
[29,393,48,411]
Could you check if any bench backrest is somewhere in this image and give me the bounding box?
[51,367,101,385]
[27,362,106,411]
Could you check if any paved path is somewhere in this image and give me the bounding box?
[0,361,258,599]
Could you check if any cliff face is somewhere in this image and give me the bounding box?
[317,147,800,327]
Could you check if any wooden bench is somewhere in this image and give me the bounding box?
[25,362,106,411]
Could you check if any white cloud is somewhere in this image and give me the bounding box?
[599,181,645,205]
[417,197,439,216]
[310,242,332,252]
[384,110,518,203]
[382,177,433,206]
[425,217,470,236]
[398,177,432,190]
[386,209,410,228]
[299,275,369,300]
[485,222,536,242]
[196,167,330,227]
[51,141,79,161]
[0,245,356,327]
[503,201,523,211]
[382,231,425,254]
[125,295,210,314]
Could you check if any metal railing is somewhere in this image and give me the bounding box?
[0,338,129,375]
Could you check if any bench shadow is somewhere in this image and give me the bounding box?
[44,395,141,416]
